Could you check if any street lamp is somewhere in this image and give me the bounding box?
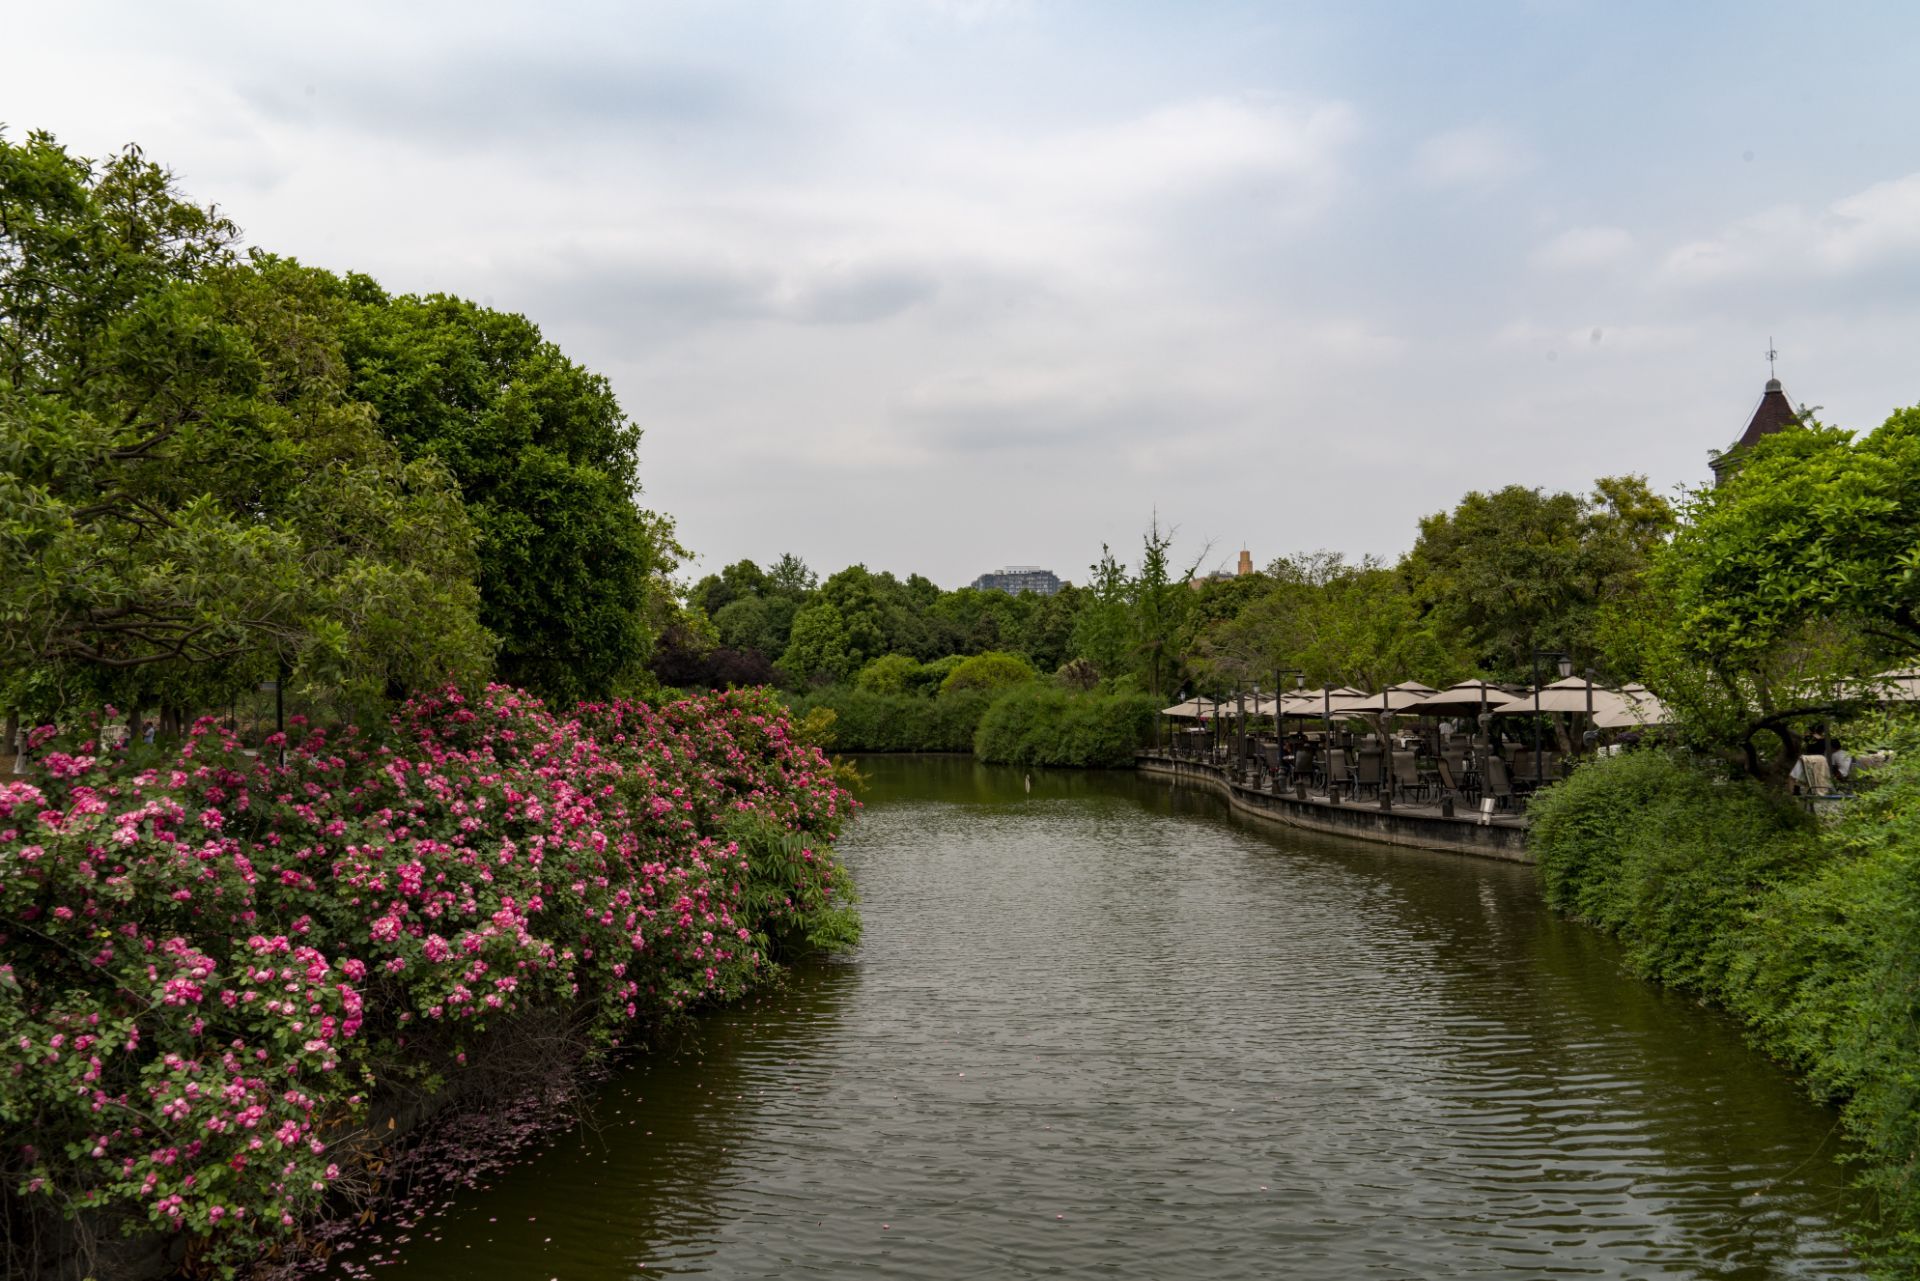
[1323,682,1336,799]
[1272,671,1304,731]
[1531,649,1574,788]
[1235,680,1248,770]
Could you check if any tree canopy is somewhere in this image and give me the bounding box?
[336,283,672,704]
[1615,411,1920,778]
[1401,475,1675,679]
[0,135,489,716]
[0,129,671,722]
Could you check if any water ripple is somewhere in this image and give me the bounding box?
[361,760,1864,1280]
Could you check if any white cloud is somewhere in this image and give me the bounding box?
[1662,172,1920,286]
[1531,225,1635,270]
[1412,125,1529,188]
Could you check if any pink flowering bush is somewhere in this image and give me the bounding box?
[0,684,857,1270]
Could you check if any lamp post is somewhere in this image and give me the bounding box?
[1272,670,1304,735]
[1270,670,1303,790]
[1323,683,1336,798]
[1531,649,1573,787]
[1584,666,1596,753]
[1235,682,1248,770]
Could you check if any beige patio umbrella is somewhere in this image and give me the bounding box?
[1371,681,1439,713]
[1161,700,1207,718]
[1594,684,1672,728]
[1325,689,1383,715]
[1853,666,1920,702]
[1413,680,1515,715]
[1277,688,1356,717]
[1490,675,1623,716]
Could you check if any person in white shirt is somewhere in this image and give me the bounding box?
[1829,741,1853,781]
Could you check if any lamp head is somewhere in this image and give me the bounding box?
[1557,655,1574,679]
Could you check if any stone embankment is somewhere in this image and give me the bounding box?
[1136,751,1531,861]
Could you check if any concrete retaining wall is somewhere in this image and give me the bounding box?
[1137,752,1531,863]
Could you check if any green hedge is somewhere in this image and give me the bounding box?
[787,687,993,752]
[1530,744,1920,1270]
[972,686,1157,767]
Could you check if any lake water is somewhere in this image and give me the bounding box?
[353,756,1865,1279]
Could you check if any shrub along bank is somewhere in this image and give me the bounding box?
[972,687,1158,768]
[786,687,994,753]
[786,682,1157,768]
[1529,742,1920,1272]
[0,685,858,1276]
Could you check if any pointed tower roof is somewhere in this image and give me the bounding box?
[1731,377,1798,450]
[1711,376,1800,484]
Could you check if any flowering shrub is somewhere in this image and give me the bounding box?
[0,684,857,1270]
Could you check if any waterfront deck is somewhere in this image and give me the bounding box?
[1136,750,1531,861]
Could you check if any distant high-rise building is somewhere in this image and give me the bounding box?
[972,565,1063,596]
[1236,549,1253,576]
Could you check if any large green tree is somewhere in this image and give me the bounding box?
[0,134,488,718]
[337,284,670,705]
[1620,411,1920,779]
[778,565,895,685]
[1194,552,1466,694]
[1401,475,1675,679]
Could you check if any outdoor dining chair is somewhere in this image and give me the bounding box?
[1484,756,1515,811]
[1390,750,1423,802]
[1326,748,1350,795]
[1354,748,1383,799]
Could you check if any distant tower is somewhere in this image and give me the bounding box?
[1236,549,1253,576]
[1710,344,1800,487]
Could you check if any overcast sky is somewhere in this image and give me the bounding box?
[10,1,1920,586]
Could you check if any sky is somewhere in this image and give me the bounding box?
[9,1,1920,587]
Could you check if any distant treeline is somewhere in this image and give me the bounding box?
[778,653,1155,767]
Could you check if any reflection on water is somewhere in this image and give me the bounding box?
[362,756,1864,1279]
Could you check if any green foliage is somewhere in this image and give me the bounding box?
[779,601,858,686]
[0,129,239,389]
[938,650,1036,696]
[1014,583,1084,671]
[854,652,924,695]
[928,586,1033,657]
[689,558,770,616]
[1529,750,1817,990]
[972,686,1157,767]
[712,593,798,659]
[778,565,897,685]
[1131,515,1192,700]
[1194,552,1467,693]
[788,687,993,752]
[0,140,491,715]
[1071,543,1134,683]
[0,129,681,718]
[1402,476,1675,679]
[725,811,862,958]
[337,281,671,706]
[1063,520,1201,696]
[1530,743,1920,1269]
[1669,418,1920,665]
[1618,411,1920,780]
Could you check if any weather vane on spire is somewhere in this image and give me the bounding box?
[1766,337,1778,379]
